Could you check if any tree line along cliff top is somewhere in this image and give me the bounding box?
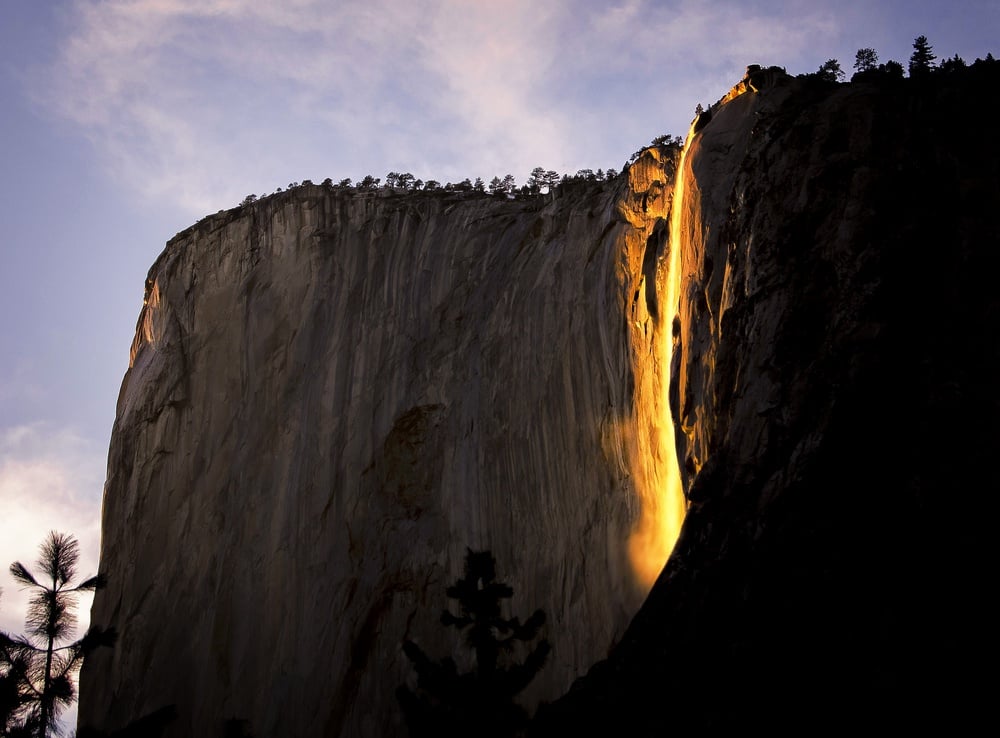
[174,34,995,251]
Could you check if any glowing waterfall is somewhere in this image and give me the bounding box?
[627,125,695,590]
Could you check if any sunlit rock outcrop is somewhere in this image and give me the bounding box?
[535,63,999,734]
[78,160,683,736]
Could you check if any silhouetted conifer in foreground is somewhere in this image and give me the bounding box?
[1,532,116,738]
[397,549,550,738]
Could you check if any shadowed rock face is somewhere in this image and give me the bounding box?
[535,64,1000,734]
[78,157,681,736]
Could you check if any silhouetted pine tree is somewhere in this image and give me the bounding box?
[397,549,550,738]
[1,532,115,737]
[909,35,937,77]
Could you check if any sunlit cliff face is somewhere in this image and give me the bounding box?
[626,129,694,590]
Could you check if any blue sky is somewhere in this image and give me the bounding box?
[0,0,996,725]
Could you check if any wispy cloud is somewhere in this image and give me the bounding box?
[0,423,104,640]
[412,1,574,180]
[38,0,844,218]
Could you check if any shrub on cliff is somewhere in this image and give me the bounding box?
[816,58,845,82]
[854,47,879,73]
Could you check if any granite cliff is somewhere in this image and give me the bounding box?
[78,144,683,735]
[80,61,999,736]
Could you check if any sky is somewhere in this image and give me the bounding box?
[0,0,996,729]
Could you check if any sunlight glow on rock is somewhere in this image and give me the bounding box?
[626,126,694,590]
